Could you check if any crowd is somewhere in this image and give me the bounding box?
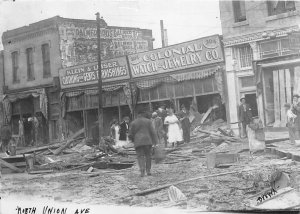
[109,104,191,149]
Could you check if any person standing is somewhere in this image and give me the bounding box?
[18,118,25,146]
[291,94,300,146]
[110,119,120,141]
[284,103,297,144]
[164,108,183,147]
[156,104,168,146]
[128,110,158,177]
[119,116,129,142]
[151,112,164,144]
[238,97,252,138]
[179,105,191,144]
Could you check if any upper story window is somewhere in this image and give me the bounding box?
[237,45,253,69]
[26,48,35,81]
[267,0,296,16]
[42,43,51,78]
[233,0,247,22]
[260,38,295,59]
[11,51,19,83]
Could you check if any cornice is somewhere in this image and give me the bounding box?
[223,26,300,47]
[2,26,58,46]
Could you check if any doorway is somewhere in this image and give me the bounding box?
[244,93,258,117]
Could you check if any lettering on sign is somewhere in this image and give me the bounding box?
[128,35,223,78]
[59,57,129,88]
[256,188,277,204]
[59,21,150,67]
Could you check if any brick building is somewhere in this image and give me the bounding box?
[219,0,300,133]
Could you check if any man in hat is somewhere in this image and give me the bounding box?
[151,112,164,144]
[129,109,158,177]
[238,97,252,138]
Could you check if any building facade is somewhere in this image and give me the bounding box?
[219,0,300,133]
[1,16,153,145]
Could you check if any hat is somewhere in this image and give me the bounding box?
[240,97,246,102]
[293,94,300,98]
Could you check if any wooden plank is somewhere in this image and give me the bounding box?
[285,69,292,104]
[200,107,213,124]
[279,70,287,126]
[293,66,300,95]
[17,143,61,155]
[53,128,85,155]
[0,158,23,173]
[273,70,281,127]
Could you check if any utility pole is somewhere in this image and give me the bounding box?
[160,20,165,47]
[96,12,103,144]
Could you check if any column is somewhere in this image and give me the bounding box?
[279,69,287,126]
[273,70,281,127]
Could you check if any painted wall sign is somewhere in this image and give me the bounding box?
[59,56,130,89]
[128,35,224,78]
[58,21,151,68]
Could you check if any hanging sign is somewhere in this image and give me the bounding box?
[59,56,130,89]
[128,35,224,78]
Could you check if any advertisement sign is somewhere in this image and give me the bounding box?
[59,56,130,89]
[289,32,300,50]
[128,35,224,78]
[58,20,151,68]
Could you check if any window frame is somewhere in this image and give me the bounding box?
[26,47,35,81]
[232,0,247,23]
[11,51,19,83]
[236,44,253,70]
[41,43,51,78]
[266,0,296,16]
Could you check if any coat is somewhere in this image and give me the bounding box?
[292,103,300,130]
[152,116,164,139]
[128,116,158,148]
[119,121,128,141]
[238,103,252,124]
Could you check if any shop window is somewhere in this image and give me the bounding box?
[237,45,253,69]
[183,81,193,96]
[140,89,150,101]
[194,81,203,95]
[26,48,35,80]
[203,78,214,93]
[150,87,158,100]
[166,84,174,98]
[267,0,295,16]
[233,0,247,22]
[42,43,51,78]
[157,83,167,99]
[111,91,119,105]
[12,51,19,83]
[175,82,184,97]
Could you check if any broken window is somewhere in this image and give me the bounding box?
[267,0,296,16]
[233,0,247,22]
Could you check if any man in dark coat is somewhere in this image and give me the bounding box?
[178,105,191,143]
[238,97,252,138]
[128,110,158,177]
[119,116,129,141]
[156,104,168,147]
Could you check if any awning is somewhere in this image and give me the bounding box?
[170,66,219,82]
[136,76,177,89]
[2,88,48,123]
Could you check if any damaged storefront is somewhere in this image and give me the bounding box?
[2,88,49,146]
[59,56,133,140]
[128,35,227,122]
[254,32,300,127]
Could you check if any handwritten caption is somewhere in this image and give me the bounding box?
[256,188,277,204]
[16,206,90,214]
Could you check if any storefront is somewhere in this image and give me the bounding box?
[2,88,50,145]
[128,35,227,120]
[128,35,226,119]
[59,56,133,139]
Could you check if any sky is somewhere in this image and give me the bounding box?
[0,0,222,50]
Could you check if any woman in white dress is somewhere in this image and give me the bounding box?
[164,108,183,147]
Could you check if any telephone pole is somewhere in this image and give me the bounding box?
[96,12,103,144]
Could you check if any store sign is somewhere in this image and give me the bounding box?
[59,56,130,89]
[128,35,224,78]
[289,32,300,50]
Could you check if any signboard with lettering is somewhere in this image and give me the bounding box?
[59,56,130,89]
[58,19,152,68]
[289,32,300,50]
[128,35,224,78]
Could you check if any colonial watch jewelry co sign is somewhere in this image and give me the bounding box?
[128,34,224,78]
